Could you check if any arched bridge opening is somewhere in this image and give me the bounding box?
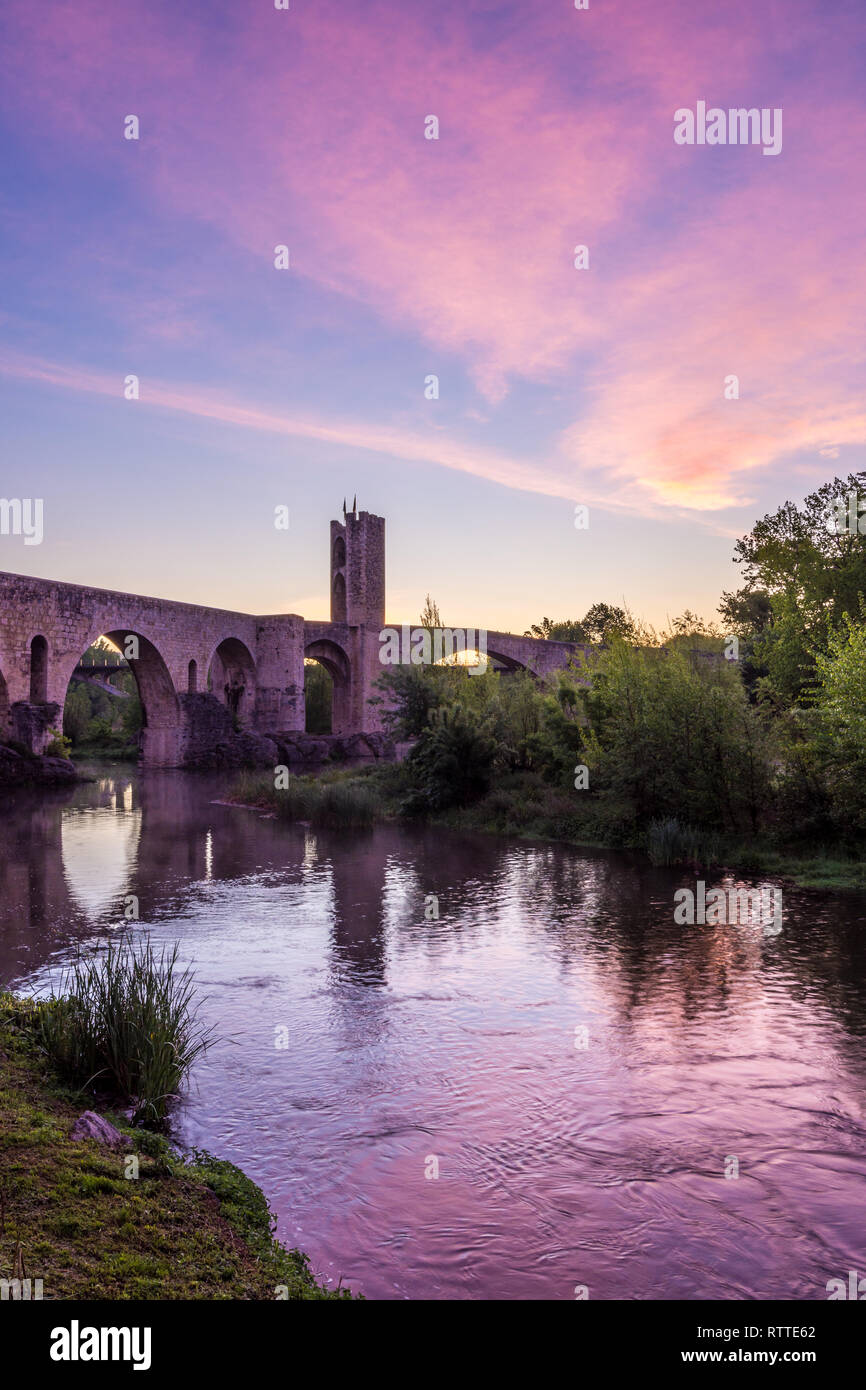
[486,649,529,675]
[63,639,139,757]
[207,638,257,728]
[62,632,179,766]
[304,639,351,734]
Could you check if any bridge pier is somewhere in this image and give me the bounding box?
[140,724,184,769]
[10,700,61,754]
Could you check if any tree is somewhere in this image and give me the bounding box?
[717,587,774,637]
[525,604,637,644]
[576,635,774,834]
[62,685,91,745]
[304,660,332,734]
[404,701,498,811]
[524,616,586,641]
[121,691,143,743]
[580,602,637,643]
[420,594,443,629]
[669,610,718,637]
[730,472,866,701]
[716,588,774,700]
[811,614,866,831]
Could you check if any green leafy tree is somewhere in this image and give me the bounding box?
[731,472,866,702]
[717,587,774,637]
[577,635,774,834]
[525,604,637,644]
[525,616,586,641]
[62,685,92,745]
[579,602,637,643]
[372,664,446,739]
[527,672,588,783]
[811,615,866,831]
[121,690,143,742]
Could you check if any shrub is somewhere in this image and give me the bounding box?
[45,728,72,759]
[578,636,774,834]
[405,702,498,811]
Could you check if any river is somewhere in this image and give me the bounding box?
[2,763,866,1300]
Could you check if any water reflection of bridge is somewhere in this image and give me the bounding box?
[3,774,866,1043]
[0,772,475,990]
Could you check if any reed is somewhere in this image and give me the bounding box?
[233,771,379,828]
[646,816,720,867]
[33,939,215,1127]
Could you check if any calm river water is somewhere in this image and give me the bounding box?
[2,764,866,1300]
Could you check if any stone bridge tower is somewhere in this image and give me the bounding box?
[330,502,385,628]
[298,502,387,735]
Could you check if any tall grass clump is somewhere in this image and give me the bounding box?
[233,771,379,828]
[646,816,720,867]
[34,939,215,1127]
[314,779,378,828]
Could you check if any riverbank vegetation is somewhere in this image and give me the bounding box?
[233,769,379,828]
[32,940,216,1127]
[233,474,866,891]
[0,957,350,1298]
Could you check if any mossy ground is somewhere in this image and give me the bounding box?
[0,996,351,1300]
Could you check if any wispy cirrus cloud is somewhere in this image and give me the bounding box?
[0,350,677,522]
[1,0,864,515]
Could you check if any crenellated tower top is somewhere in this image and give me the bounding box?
[330,504,385,628]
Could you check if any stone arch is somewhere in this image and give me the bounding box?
[332,572,347,623]
[207,638,257,726]
[102,629,180,765]
[333,535,346,569]
[30,635,49,702]
[304,638,351,734]
[486,648,529,673]
[303,657,333,733]
[60,629,181,766]
[188,659,198,693]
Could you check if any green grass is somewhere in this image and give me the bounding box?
[31,939,215,1127]
[707,845,866,892]
[0,993,354,1300]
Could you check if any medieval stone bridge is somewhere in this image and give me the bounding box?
[0,509,585,767]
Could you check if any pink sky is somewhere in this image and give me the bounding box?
[0,0,863,627]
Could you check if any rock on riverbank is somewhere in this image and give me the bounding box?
[0,744,78,786]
